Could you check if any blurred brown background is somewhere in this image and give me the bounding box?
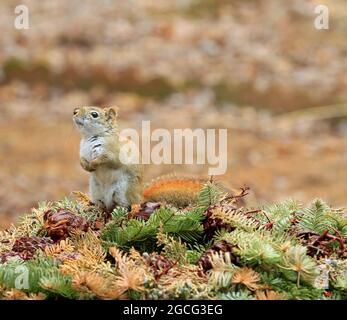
[0,0,346,229]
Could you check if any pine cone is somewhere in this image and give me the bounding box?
[198,240,238,271]
[130,202,161,221]
[0,236,54,263]
[12,236,54,260]
[44,209,89,241]
[297,231,342,258]
[145,253,174,280]
[203,205,235,239]
[0,251,22,263]
[54,252,82,264]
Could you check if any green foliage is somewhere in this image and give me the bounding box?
[39,273,78,299]
[157,232,189,264]
[0,189,346,300]
[0,255,78,299]
[101,206,204,250]
[279,245,318,286]
[283,284,324,300]
[110,206,129,221]
[186,243,208,264]
[156,233,206,265]
[221,229,282,266]
[197,181,224,209]
[241,240,281,266]
[17,202,48,237]
[325,208,347,237]
[261,199,301,222]
[219,209,259,232]
[218,291,255,300]
[207,252,236,289]
[332,272,347,291]
[0,257,26,289]
[259,270,323,300]
[259,199,301,236]
[299,199,332,234]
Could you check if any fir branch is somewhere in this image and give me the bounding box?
[0,254,78,298]
[299,199,331,234]
[207,252,237,289]
[197,181,225,209]
[101,207,204,250]
[156,231,188,264]
[278,245,318,287]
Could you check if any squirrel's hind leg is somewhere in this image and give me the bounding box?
[108,181,129,210]
[108,171,142,210]
[126,177,143,206]
[89,175,107,209]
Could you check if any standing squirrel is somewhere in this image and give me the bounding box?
[73,106,235,212]
[73,106,143,211]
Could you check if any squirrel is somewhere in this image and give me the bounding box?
[73,106,143,212]
[73,106,236,212]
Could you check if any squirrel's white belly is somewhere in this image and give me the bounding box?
[80,137,105,162]
[91,167,130,210]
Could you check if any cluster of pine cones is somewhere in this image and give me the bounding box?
[0,209,89,263]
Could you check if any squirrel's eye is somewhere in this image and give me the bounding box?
[73,109,78,115]
[91,112,99,118]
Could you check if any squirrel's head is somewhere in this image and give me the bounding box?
[73,106,118,136]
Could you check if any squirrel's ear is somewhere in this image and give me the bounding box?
[105,106,118,121]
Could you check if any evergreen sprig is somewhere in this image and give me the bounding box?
[197,181,224,209]
[0,255,78,298]
[101,206,204,250]
[299,199,331,234]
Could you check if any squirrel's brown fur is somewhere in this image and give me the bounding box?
[143,175,205,207]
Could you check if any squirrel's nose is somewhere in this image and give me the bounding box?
[74,118,84,126]
[73,108,79,116]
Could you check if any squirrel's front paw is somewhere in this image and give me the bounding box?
[89,158,101,171]
[80,158,95,172]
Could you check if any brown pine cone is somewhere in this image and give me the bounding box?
[198,240,238,271]
[0,251,22,263]
[0,236,54,263]
[144,253,174,280]
[203,205,235,239]
[130,202,161,221]
[12,236,54,260]
[297,231,343,258]
[44,209,89,241]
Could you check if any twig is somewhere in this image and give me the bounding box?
[223,186,250,202]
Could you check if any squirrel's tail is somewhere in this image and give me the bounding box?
[143,174,205,207]
[143,174,232,207]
